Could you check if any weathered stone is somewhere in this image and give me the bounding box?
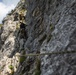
[0,0,76,75]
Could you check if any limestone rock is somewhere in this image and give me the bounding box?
[0,0,76,75]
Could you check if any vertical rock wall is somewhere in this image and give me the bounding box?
[0,0,76,75]
[25,0,76,75]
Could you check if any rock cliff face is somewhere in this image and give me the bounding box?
[0,0,76,75]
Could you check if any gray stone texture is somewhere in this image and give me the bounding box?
[0,0,76,75]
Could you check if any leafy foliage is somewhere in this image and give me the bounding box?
[19,56,26,63]
[8,65,14,70]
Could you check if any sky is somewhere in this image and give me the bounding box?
[0,0,20,23]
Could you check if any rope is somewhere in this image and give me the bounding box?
[15,50,76,57]
[0,50,76,74]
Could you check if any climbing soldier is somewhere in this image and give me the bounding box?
[18,22,28,52]
[19,21,28,40]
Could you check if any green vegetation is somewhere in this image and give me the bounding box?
[36,59,41,70]
[8,65,14,75]
[19,50,26,64]
[8,65,14,70]
[19,56,26,63]
[35,57,41,75]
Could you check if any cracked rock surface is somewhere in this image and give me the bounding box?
[0,0,76,75]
